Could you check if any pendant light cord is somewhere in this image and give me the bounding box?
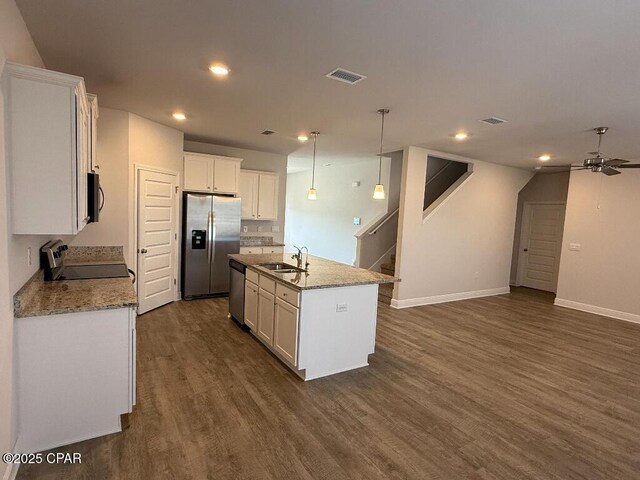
[377,109,389,184]
[311,132,317,188]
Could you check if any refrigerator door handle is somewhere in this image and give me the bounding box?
[207,211,214,264]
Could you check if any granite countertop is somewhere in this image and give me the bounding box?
[240,237,285,248]
[229,253,400,291]
[14,246,137,318]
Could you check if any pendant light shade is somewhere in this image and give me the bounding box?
[373,184,385,199]
[307,132,319,200]
[374,109,389,200]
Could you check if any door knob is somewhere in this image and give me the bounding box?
[140,248,148,254]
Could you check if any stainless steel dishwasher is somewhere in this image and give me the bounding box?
[229,259,245,325]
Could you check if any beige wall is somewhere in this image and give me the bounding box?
[556,170,640,321]
[509,171,570,284]
[184,140,287,243]
[74,109,184,270]
[72,109,130,253]
[394,146,532,307]
[285,157,393,265]
[0,0,45,474]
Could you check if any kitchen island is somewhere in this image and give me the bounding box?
[228,253,399,380]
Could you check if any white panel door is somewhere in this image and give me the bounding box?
[212,157,240,194]
[257,174,278,220]
[257,288,275,346]
[137,169,178,314]
[184,154,212,192]
[520,203,566,293]
[239,171,258,219]
[274,298,299,366]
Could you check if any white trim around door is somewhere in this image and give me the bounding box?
[132,164,181,314]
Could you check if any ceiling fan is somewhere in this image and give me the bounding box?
[539,127,640,176]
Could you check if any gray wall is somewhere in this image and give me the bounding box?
[184,140,287,243]
[509,172,570,284]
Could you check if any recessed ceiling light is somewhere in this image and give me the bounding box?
[297,134,309,142]
[209,64,230,76]
[539,154,551,161]
[172,112,186,121]
[454,132,469,141]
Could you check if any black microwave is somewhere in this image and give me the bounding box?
[87,172,101,223]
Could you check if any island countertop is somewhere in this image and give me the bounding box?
[229,253,400,291]
[14,246,137,318]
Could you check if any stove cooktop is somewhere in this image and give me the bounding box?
[54,263,130,280]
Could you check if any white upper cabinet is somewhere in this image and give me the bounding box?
[239,171,259,219]
[257,173,278,220]
[4,63,91,235]
[183,152,241,194]
[238,170,279,220]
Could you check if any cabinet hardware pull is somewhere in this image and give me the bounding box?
[140,248,148,254]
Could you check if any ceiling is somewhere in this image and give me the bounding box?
[16,0,640,172]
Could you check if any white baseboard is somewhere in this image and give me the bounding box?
[554,298,640,324]
[391,287,510,309]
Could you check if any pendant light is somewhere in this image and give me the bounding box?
[373,109,389,200]
[307,132,320,200]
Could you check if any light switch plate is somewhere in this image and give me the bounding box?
[243,226,248,233]
[336,303,348,312]
[271,225,280,232]
[569,243,581,251]
[353,216,361,225]
[352,181,361,187]
[257,226,263,232]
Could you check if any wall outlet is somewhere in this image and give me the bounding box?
[27,247,32,266]
[336,303,348,313]
[271,225,280,233]
[257,226,263,232]
[243,226,248,233]
[352,181,361,187]
[353,216,361,226]
[569,243,581,251]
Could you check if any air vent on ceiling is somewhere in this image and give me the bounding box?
[260,129,277,135]
[325,67,367,85]
[479,116,508,125]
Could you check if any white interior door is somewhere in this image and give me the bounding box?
[137,169,178,314]
[519,203,566,293]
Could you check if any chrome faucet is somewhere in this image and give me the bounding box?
[292,246,310,271]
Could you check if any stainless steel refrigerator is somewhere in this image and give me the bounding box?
[182,193,241,299]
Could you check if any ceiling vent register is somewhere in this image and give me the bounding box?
[260,129,277,135]
[479,116,508,125]
[325,68,367,85]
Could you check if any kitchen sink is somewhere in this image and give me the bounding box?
[259,262,305,274]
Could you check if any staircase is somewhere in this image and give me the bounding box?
[378,253,396,304]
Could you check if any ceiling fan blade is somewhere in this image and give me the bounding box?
[617,164,640,168]
[604,159,629,166]
[601,167,621,176]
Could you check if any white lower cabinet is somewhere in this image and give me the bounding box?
[15,306,136,453]
[257,288,275,345]
[244,281,259,330]
[274,298,299,366]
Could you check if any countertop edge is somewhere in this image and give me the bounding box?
[14,301,138,319]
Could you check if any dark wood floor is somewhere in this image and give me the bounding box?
[18,288,640,479]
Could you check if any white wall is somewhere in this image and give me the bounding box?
[509,171,570,284]
[0,0,45,475]
[285,158,391,265]
[393,146,532,308]
[555,170,640,322]
[184,140,288,243]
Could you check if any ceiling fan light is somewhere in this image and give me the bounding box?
[373,184,385,200]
